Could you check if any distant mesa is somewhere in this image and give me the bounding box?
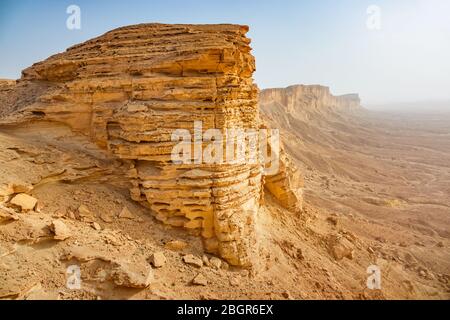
[260,84,361,119]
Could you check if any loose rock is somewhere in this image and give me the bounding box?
[183,254,203,268]
[209,257,222,270]
[329,236,354,261]
[192,274,208,286]
[165,240,188,251]
[221,261,230,270]
[112,261,153,288]
[50,220,72,241]
[118,206,135,220]
[78,205,92,217]
[92,222,102,231]
[10,194,37,211]
[11,183,33,194]
[0,205,19,222]
[149,252,167,268]
[100,213,114,223]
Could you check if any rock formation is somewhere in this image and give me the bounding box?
[0,24,303,267]
[3,24,448,300]
[0,79,15,91]
[0,79,17,117]
[258,85,362,211]
[260,85,361,123]
[263,146,304,211]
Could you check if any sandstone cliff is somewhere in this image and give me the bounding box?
[0,79,16,117]
[0,24,303,267]
[260,85,361,124]
[0,79,15,90]
[259,84,364,178]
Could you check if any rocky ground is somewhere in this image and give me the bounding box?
[1,107,449,300]
[261,87,450,299]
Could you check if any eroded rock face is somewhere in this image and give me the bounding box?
[0,79,15,91]
[0,24,303,267]
[259,85,360,212]
[263,147,304,212]
[260,85,361,121]
[0,79,17,117]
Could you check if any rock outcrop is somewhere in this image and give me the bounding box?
[260,85,361,122]
[263,147,304,211]
[0,79,15,91]
[0,79,17,117]
[0,23,303,267]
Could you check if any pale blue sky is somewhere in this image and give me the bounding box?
[1,0,449,105]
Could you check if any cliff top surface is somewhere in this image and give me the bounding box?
[22,23,253,81]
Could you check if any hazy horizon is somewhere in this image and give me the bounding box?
[364,99,450,112]
[1,0,449,108]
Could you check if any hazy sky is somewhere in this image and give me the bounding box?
[1,0,449,106]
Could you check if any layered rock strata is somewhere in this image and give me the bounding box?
[263,146,304,211]
[260,85,361,121]
[259,85,360,211]
[0,80,17,117]
[0,79,15,91]
[0,24,305,267]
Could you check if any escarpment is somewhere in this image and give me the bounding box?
[260,85,361,123]
[0,24,303,267]
[259,85,361,206]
